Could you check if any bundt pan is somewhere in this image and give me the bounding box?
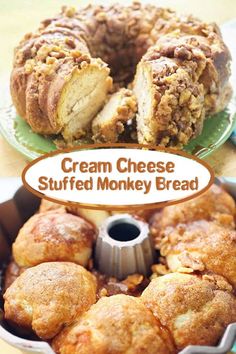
[0,179,236,354]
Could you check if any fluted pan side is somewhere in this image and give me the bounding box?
[95,214,156,279]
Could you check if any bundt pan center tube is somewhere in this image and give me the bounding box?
[95,214,156,279]
[10,1,232,147]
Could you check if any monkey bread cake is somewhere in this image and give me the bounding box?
[10,2,232,147]
[2,183,236,353]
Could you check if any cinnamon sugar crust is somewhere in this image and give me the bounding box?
[3,183,236,351]
[13,211,96,267]
[141,273,236,350]
[52,294,175,354]
[150,184,235,248]
[160,221,236,288]
[10,2,232,146]
[4,262,97,339]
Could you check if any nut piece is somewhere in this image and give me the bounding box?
[160,221,236,288]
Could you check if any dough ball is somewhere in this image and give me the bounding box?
[150,184,235,248]
[13,211,96,267]
[4,262,97,339]
[52,294,175,354]
[141,273,236,350]
[39,199,66,213]
[67,206,110,228]
[160,221,236,287]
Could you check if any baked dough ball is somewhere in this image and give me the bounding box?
[52,294,175,354]
[39,199,66,213]
[150,184,235,247]
[67,207,156,229]
[4,262,96,339]
[13,211,96,267]
[141,273,236,350]
[111,209,156,222]
[160,221,236,287]
[161,184,235,226]
[67,206,110,229]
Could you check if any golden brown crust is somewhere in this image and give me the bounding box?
[150,184,235,248]
[3,261,149,299]
[151,14,232,114]
[13,212,96,267]
[11,22,111,137]
[134,29,231,146]
[3,183,236,350]
[3,262,97,339]
[134,53,205,146]
[76,2,173,82]
[67,206,110,229]
[52,294,175,354]
[160,221,236,288]
[141,273,236,350]
[92,88,137,143]
[39,199,66,213]
[11,30,88,133]
[11,2,231,145]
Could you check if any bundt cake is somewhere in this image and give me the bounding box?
[10,2,232,147]
[3,184,236,352]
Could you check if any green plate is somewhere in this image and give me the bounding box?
[0,85,235,160]
[0,89,57,160]
[184,100,236,157]
[1,21,236,160]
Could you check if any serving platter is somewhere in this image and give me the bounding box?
[0,22,235,160]
[1,84,235,161]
